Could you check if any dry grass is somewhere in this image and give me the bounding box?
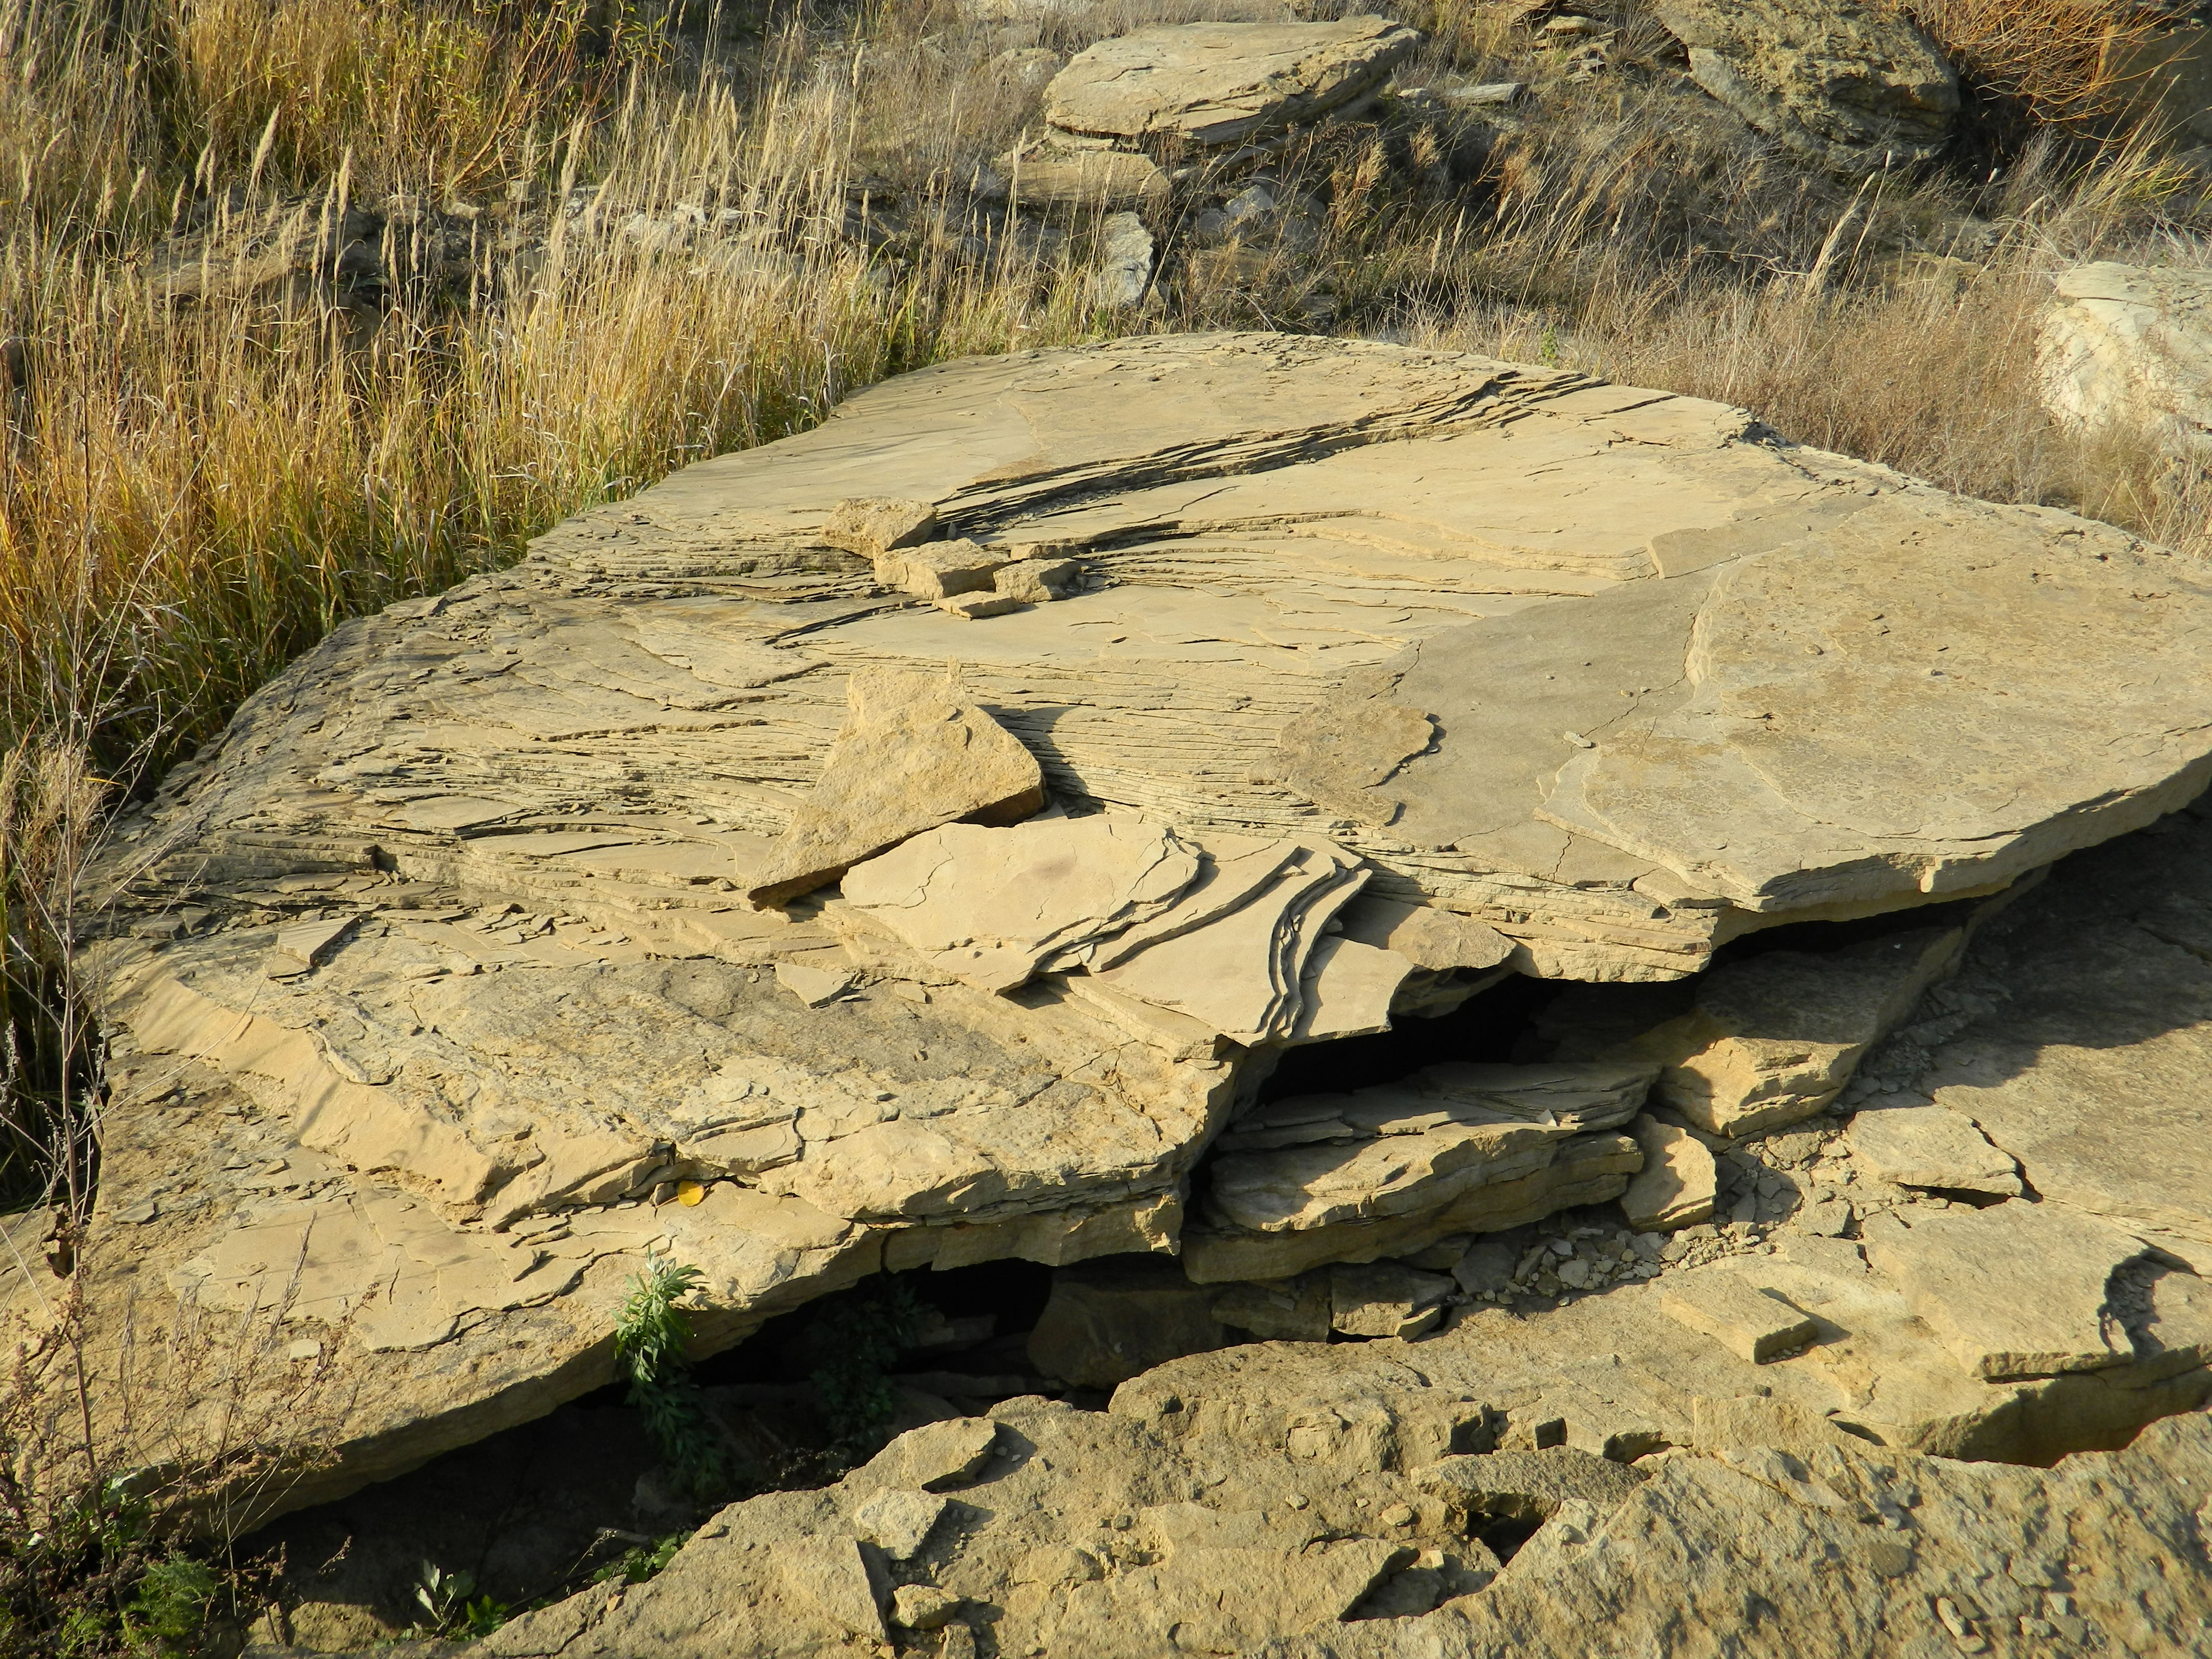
[1903,0,2160,130]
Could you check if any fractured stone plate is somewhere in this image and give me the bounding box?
[69,333,2212,1516]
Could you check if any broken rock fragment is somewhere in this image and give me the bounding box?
[1860,1201,2148,1380]
[1045,16,1422,148]
[746,669,1046,907]
[842,813,1200,992]
[1185,1062,1652,1282]
[1659,1267,1821,1363]
[1845,1104,2020,1197]
[1620,1115,1717,1231]
[1604,927,1965,1137]
[821,495,939,556]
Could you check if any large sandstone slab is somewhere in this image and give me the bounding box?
[1861,1201,2149,1380]
[73,333,2212,1515]
[1045,17,1421,148]
[2039,261,2212,463]
[1654,0,1958,173]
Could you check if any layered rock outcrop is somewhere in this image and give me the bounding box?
[1652,0,1958,172]
[61,333,2212,1519]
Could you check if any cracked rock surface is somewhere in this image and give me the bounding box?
[55,333,2212,1527]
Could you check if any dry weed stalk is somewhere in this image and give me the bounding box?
[1902,0,2161,130]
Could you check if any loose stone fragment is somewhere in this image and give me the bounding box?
[1093,211,1154,309]
[855,1418,1001,1494]
[774,960,854,1007]
[1845,1105,2020,1196]
[878,539,1009,600]
[1660,1268,1820,1363]
[1328,1262,1455,1338]
[1621,1115,1717,1231]
[2040,262,2212,466]
[992,557,1084,605]
[1004,145,1169,207]
[1601,928,1965,1137]
[747,669,1046,907]
[848,1487,949,1560]
[822,496,939,556]
[1045,17,1422,147]
[843,814,1200,993]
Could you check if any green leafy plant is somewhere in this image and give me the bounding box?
[801,1281,927,1456]
[410,1561,508,1639]
[614,1256,730,1501]
[588,1530,689,1587]
[123,1557,217,1656]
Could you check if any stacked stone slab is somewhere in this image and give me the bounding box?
[52,332,2212,1519]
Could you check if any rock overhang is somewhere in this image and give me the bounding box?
[67,331,2212,1517]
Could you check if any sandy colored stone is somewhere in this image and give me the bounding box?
[1653,0,1957,173]
[1094,840,1369,1043]
[1194,1063,1652,1268]
[856,1417,1001,1494]
[993,556,1083,604]
[1045,17,1421,147]
[1891,806,2212,1248]
[1005,146,1169,207]
[747,668,1046,906]
[1860,1201,2148,1380]
[1611,927,1965,1136]
[1125,1244,2212,1472]
[822,495,939,556]
[880,538,1009,600]
[1658,1267,1820,1363]
[2040,261,2212,462]
[77,332,2212,1529]
[1093,210,1154,310]
[1278,695,1436,828]
[1184,1131,1641,1283]
[1416,1447,1646,1524]
[842,813,1200,992]
[1845,1104,2020,1196]
[848,1487,950,1559]
[774,959,853,1007]
[1620,1115,1716,1231]
[1333,896,1515,974]
[1328,1262,1454,1338]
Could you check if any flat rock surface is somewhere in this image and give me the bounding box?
[68,333,2212,1515]
[1045,17,1421,147]
[1266,1410,2212,1659]
[2041,261,2212,456]
[1881,802,2212,1249]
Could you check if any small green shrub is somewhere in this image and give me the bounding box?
[410,1561,508,1639]
[613,1256,730,1500]
[801,1281,927,1456]
[588,1530,689,1587]
[123,1558,217,1656]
